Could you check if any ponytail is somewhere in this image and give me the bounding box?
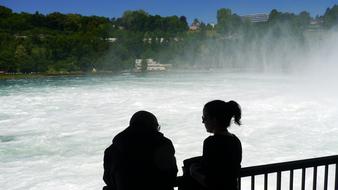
[227,100,242,126]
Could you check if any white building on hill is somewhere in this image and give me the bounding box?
[241,13,269,23]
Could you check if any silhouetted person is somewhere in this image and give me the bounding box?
[189,100,242,190]
[103,111,178,190]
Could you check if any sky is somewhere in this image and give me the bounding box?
[1,0,338,24]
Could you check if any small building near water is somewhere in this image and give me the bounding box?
[134,59,172,72]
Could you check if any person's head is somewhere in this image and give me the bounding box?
[129,110,160,132]
[202,100,241,133]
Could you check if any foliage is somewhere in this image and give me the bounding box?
[322,5,338,28]
[0,6,189,73]
[0,4,337,73]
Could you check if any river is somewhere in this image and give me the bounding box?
[1,71,337,189]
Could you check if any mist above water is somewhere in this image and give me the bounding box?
[173,24,338,77]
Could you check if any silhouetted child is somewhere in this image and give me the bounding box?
[103,111,178,190]
[189,100,242,190]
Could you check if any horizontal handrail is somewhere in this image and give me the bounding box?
[240,155,338,177]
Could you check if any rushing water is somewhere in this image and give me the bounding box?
[1,71,338,190]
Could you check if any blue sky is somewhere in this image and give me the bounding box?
[1,0,338,23]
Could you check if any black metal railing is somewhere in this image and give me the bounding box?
[239,155,338,190]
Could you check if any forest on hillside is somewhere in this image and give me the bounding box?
[0,5,338,73]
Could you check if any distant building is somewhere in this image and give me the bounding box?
[189,25,199,31]
[309,19,323,26]
[155,37,165,43]
[134,59,172,72]
[305,19,323,32]
[106,38,117,43]
[173,37,181,42]
[143,38,152,43]
[14,35,28,39]
[190,21,201,31]
[241,13,269,23]
[142,37,174,44]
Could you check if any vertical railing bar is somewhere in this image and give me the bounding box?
[277,172,281,190]
[301,168,306,190]
[264,173,268,190]
[313,166,317,190]
[238,177,241,190]
[290,170,294,190]
[251,175,255,190]
[335,163,338,190]
[324,165,328,190]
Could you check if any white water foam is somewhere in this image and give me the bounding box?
[1,71,338,189]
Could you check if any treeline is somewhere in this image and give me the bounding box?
[0,6,188,73]
[0,4,338,73]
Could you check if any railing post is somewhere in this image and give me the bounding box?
[290,170,294,190]
[277,172,281,190]
[301,168,306,190]
[324,165,328,190]
[251,175,255,190]
[264,173,268,190]
[313,166,317,190]
[335,163,338,190]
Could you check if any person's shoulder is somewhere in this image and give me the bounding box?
[231,134,241,142]
[156,132,174,145]
[205,133,240,144]
[230,134,242,149]
[104,143,117,156]
[203,136,215,144]
[154,132,176,154]
[205,135,214,141]
[112,127,131,143]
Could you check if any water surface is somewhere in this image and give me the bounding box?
[1,71,337,189]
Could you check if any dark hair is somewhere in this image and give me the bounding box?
[129,110,160,132]
[203,100,241,127]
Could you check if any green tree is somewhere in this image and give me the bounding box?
[0,5,12,18]
[120,10,149,31]
[215,8,241,35]
[323,5,338,28]
[0,50,15,72]
[216,8,232,34]
[14,44,34,73]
